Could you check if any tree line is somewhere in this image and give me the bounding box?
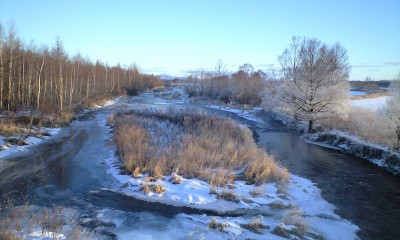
[185,60,274,105]
[0,23,163,114]
[186,37,351,133]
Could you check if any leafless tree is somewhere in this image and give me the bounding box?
[212,59,228,97]
[278,36,350,132]
[383,73,400,148]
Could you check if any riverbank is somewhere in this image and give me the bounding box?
[265,108,400,175]
[0,96,120,160]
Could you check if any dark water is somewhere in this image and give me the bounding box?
[254,113,400,240]
[0,90,399,239]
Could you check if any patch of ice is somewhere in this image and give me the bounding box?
[349,90,367,96]
[208,105,265,124]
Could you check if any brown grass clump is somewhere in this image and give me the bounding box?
[216,190,239,203]
[170,173,183,184]
[0,232,23,240]
[139,184,165,194]
[280,208,308,236]
[140,185,152,194]
[208,217,229,232]
[245,152,289,185]
[0,120,24,136]
[132,167,141,178]
[153,185,165,194]
[200,169,236,187]
[241,217,270,234]
[51,109,75,127]
[112,108,289,188]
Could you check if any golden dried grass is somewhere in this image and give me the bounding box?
[321,107,395,147]
[112,109,289,187]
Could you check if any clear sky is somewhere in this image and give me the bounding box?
[1,0,399,80]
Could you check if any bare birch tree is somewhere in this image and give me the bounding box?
[278,36,350,132]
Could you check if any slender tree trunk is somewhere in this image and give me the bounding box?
[86,74,89,100]
[308,120,314,133]
[36,58,44,110]
[7,43,13,111]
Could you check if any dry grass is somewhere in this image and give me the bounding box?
[281,208,308,236]
[321,107,396,147]
[0,121,23,136]
[0,204,95,240]
[208,217,229,232]
[250,185,265,197]
[81,94,113,108]
[245,152,290,186]
[241,216,270,234]
[170,173,183,184]
[112,108,289,187]
[216,190,239,203]
[0,232,23,240]
[350,92,388,100]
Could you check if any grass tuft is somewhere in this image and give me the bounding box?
[208,217,229,232]
[241,216,270,234]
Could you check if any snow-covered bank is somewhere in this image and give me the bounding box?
[105,151,359,239]
[0,97,120,160]
[264,108,400,175]
[0,127,61,159]
[303,131,400,175]
[350,96,388,110]
[207,105,265,124]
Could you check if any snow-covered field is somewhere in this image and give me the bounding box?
[350,96,388,110]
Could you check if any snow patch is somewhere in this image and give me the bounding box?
[350,96,388,110]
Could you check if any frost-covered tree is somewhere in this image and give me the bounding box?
[383,74,400,148]
[278,36,350,132]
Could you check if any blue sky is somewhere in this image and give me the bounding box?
[1,0,399,80]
